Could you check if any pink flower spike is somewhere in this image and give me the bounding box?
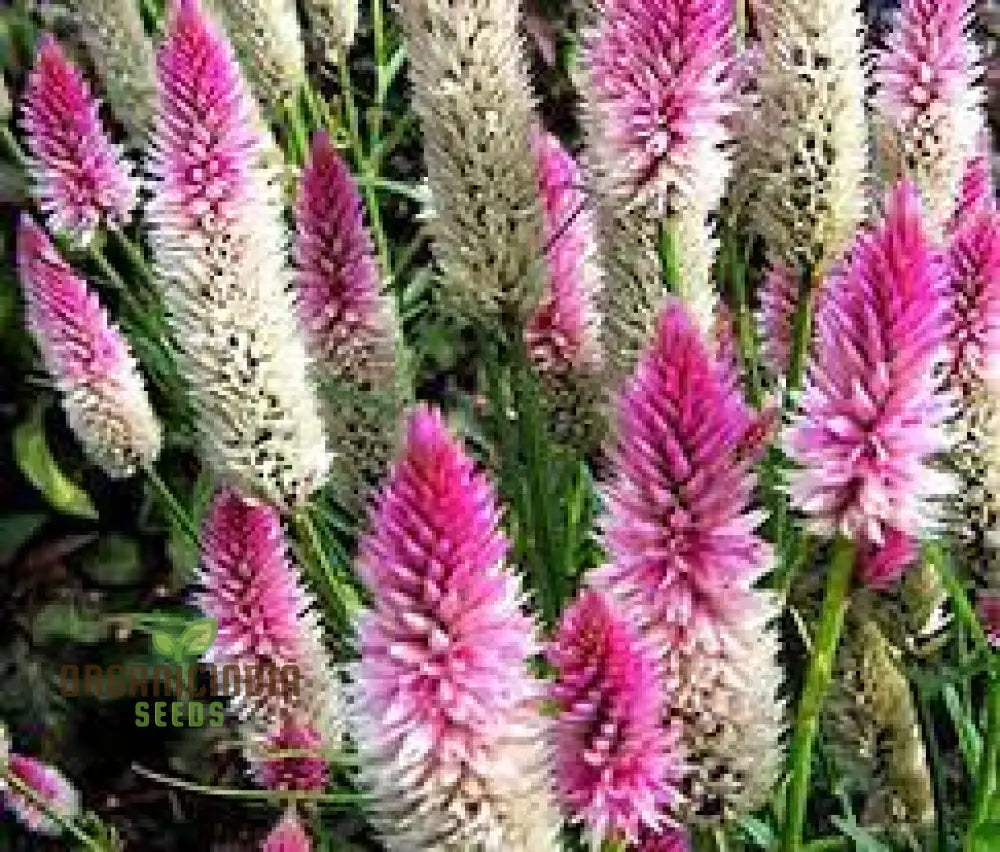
[17,215,161,477]
[978,592,1000,648]
[262,807,311,852]
[21,35,135,244]
[638,826,692,851]
[953,153,995,227]
[548,589,680,845]
[295,131,395,381]
[353,405,559,848]
[1,753,80,836]
[785,180,954,568]
[257,718,328,793]
[584,0,734,214]
[526,130,601,380]
[857,527,919,589]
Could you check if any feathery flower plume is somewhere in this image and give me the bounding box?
[785,181,953,576]
[262,807,311,852]
[198,488,345,757]
[20,35,136,245]
[548,589,680,845]
[396,0,546,328]
[17,216,162,477]
[302,0,358,67]
[67,0,157,141]
[295,131,405,507]
[751,0,867,274]
[595,300,784,821]
[875,0,984,233]
[149,0,329,508]
[0,752,80,836]
[581,0,734,380]
[353,406,560,850]
[207,0,306,108]
[527,130,605,446]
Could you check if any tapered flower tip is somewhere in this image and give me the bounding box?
[257,717,328,792]
[548,589,679,844]
[155,0,259,224]
[857,528,918,589]
[638,826,691,851]
[21,34,135,244]
[1,753,80,836]
[954,153,995,226]
[979,592,1000,647]
[16,215,162,477]
[785,179,953,559]
[262,807,311,852]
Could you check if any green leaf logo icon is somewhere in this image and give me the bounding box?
[179,618,218,659]
[151,631,176,660]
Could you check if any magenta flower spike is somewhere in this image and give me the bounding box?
[874,0,984,231]
[638,826,692,852]
[0,753,80,836]
[198,488,344,757]
[759,262,837,379]
[262,807,311,852]
[257,717,328,793]
[548,589,680,845]
[353,405,560,850]
[583,0,733,214]
[20,35,136,245]
[594,300,784,820]
[785,180,953,579]
[17,216,161,478]
[953,153,995,227]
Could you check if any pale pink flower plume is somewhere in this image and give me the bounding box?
[353,405,558,848]
[262,807,311,852]
[1,753,80,836]
[785,180,953,571]
[548,589,680,844]
[20,35,135,244]
[584,0,733,214]
[526,130,601,379]
[17,215,161,477]
[295,130,397,383]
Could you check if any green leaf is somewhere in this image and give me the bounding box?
[830,818,892,852]
[0,512,46,565]
[32,602,105,644]
[972,822,1000,852]
[178,617,217,659]
[83,535,143,585]
[739,815,775,849]
[13,409,98,520]
[944,683,982,775]
[151,631,175,659]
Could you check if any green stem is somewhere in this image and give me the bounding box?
[657,217,680,295]
[283,95,309,164]
[917,687,948,852]
[2,769,103,850]
[727,236,762,406]
[0,124,28,168]
[969,678,1000,847]
[923,541,992,655]
[293,508,359,626]
[783,537,855,852]
[144,465,199,547]
[371,0,386,146]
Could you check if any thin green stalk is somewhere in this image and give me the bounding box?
[371,0,387,146]
[0,124,28,168]
[109,229,157,292]
[283,94,309,164]
[293,508,359,627]
[657,217,680,295]
[783,537,855,852]
[969,679,1000,847]
[2,769,103,851]
[726,236,762,406]
[144,465,199,547]
[923,541,992,655]
[917,687,948,852]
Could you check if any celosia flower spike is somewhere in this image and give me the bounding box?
[295,131,405,505]
[20,35,136,244]
[785,180,953,583]
[68,0,157,141]
[953,152,995,227]
[875,0,983,233]
[0,752,80,836]
[527,130,605,446]
[396,0,546,327]
[548,589,680,845]
[150,0,329,508]
[595,299,784,821]
[262,807,312,852]
[17,216,161,478]
[751,0,868,273]
[198,487,344,766]
[353,406,560,850]
[638,827,692,851]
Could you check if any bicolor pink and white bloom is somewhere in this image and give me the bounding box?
[198,488,344,759]
[548,589,680,845]
[785,181,953,576]
[262,807,311,852]
[875,0,984,232]
[0,752,80,836]
[353,406,560,850]
[595,300,784,820]
[20,35,135,244]
[295,131,403,505]
[17,216,161,477]
[149,0,329,509]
